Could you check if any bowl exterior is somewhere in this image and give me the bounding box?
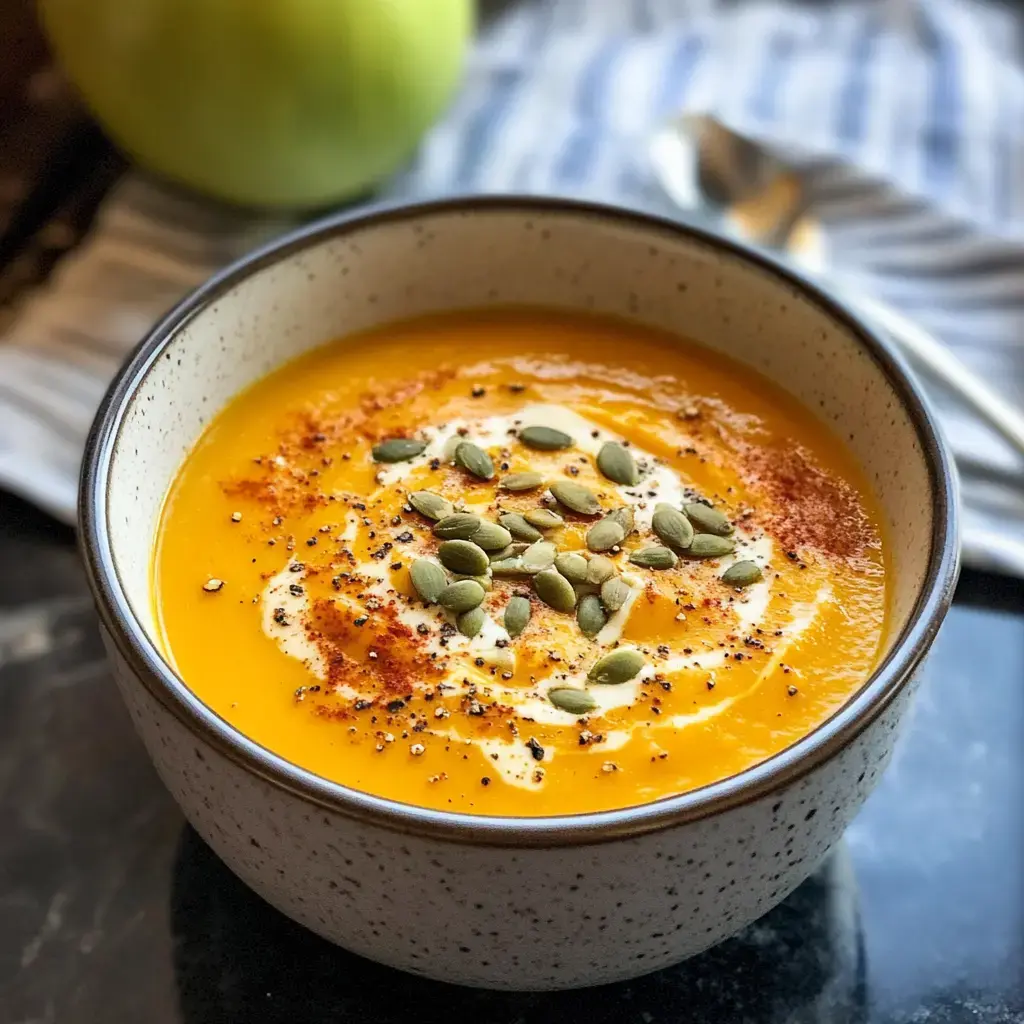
[102,625,915,990]
[82,197,957,990]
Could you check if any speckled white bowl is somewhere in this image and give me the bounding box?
[79,197,958,990]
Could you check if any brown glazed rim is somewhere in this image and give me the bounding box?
[78,195,960,849]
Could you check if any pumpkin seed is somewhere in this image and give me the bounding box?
[521,540,557,573]
[504,595,532,637]
[438,539,490,575]
[407,490,453,521]
[555,551,589,584]
[688,533,737,558]
[572,582,600,601]
[372,438,426,463]
[409,559,446,604]
[588,648,645,685]
[652,504,695,551]
[438,579,486,612]
[684,501,734,536]
[498,512,543,542]
[491,542,530,562]
[607,506,635,535]
[597,441,639,486]
[586,554,616,585]
[577,594,608,637]
[586,518,625,553]
[500,471,545,492]
[471,521,514,551]
[520,425,573,450]
[600,576,631,612]
[629,546,678,570]
[533,568,577,613]
[548,687,598,715]
[550,480,601,516]
[453,574,492,591]
[490,557,530,577]
[457,606,486,638]
[721,560,763,587]
[455,441,495,481]
[433,513,482,540]
[524,508,564,530]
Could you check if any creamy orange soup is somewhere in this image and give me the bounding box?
[154,309,887,816]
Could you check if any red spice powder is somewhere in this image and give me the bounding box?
[738,441,874,559]
[357,368,456,422]
[222,461,327,516]
[308,598,439,697]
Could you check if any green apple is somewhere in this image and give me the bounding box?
[39,0,473,208]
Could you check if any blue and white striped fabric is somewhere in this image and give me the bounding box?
[1,0,1023,572]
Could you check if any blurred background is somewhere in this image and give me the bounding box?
[1,1,1022,1022]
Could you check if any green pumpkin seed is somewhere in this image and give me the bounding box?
[490,557,530,577]
[504,595,532,637]
[438,579,486,612]
[408,490,454,521]
[573,582,600,600]
[688,533,737,558]
[520,425,574,450]
[491,542,530,562]
[455,441,495,481]
[498,512,543,542]
[457,606,486,638]
[548,687,598,715]
[607,506,635,535]
[597,442,639,486]
[453,574,492,592]
[550,480,601,516]
[433,513,482,540]
[586,555,616,585]
[652,504,695,551]
[471,521,514,551]
[438,540,490,576]
[588,648,645,685]
[600,576,631,612]
[524,508,565,530]
[577,594,608,637]
[500,471,545,492]
[721,560,763,587]
[554,552,589,583]
[586,518,625,553]
[409,559,447,604]
[629,546,678,570]
[372,438,426,463]
[521,540,557,573]
[684,502,734,536]
[533,568,577,613]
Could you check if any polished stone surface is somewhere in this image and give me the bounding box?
[0,489,1021,1023]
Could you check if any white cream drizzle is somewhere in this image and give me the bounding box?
[262,567,326,680]
[261,404,834,789]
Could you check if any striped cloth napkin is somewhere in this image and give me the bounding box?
[2,0,1023,573]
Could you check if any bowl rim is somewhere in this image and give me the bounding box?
[78,194,960,848]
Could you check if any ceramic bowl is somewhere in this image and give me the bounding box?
[79,197,958,991]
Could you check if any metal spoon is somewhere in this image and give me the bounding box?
[650,119,1024,461]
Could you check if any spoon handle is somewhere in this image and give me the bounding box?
[649,122,1024,461]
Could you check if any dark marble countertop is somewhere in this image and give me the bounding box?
[1,488,1022,1024]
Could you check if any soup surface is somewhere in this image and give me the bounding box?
[154,309,887,816]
